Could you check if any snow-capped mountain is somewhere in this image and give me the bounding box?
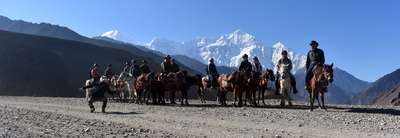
[147,30,306,73]
[101,30,120,40]
[94,30,148,45]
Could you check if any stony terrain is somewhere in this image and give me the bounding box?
[0,96,399,138]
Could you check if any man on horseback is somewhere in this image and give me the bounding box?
[161,55,175,74]
[305,40,325,91]
[91,63,100,82]
[275,50,298,95]
[140,60,151,75]
[123,61,131,73]
[104,64,113,79]
[239,54,252,76]
[252,56,262,76]
[206,58,219,88]
[171,59,180,73]
[130,59,141,78]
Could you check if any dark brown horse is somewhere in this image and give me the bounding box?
[230,71,251,107]
[308,63,334,111]
[257,69,275,105]
[160,71,185,104]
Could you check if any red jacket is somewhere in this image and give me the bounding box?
[91,67,99,79]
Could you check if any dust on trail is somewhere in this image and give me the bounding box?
[0,96,399,138]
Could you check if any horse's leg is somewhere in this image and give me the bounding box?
[316,92,322,109]
[309,90,314,111]
[280,89,285,107]
[238,89,243,107]
[102,100,107,113]
[88,100,95,113]
[321,93,327,111]
[262,88,266,105]
[287,89,293,106]
[171,90,176,104]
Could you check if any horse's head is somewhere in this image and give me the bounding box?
[264,69,275,81]
[324,63,334,83]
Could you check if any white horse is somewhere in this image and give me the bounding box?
[84,76,113,113]
[278,64,293,107]
[117,71,136,102]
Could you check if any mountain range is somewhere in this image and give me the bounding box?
[146,30,306,73]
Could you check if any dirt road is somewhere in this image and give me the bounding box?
[0,96,399,137]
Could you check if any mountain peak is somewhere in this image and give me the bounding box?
[101,30,119,40]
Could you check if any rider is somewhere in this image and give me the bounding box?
[161,55,175,74]
[239,54,253,76]
[252,56,263,76]
[139,60,151,74]
[275,50,298,95]
[305,40,325,91]
[171,59,180,73]
[206,58,219,87]
[104,64,113,79]
[122,61,131,73]
[130,59,141,78]
[91,63,100,82]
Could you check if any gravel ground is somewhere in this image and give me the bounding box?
[0,96,399,138]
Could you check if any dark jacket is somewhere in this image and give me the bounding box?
[239,60,252,73]
[207,62,219,76]
[306,48,325,70]
[140,64,151,74]
[161,61,174,74]
[171,63,180,73]
[277,57,293,71]
[252,62,263,74]
[131,64,141,77]
[104,67,113,77]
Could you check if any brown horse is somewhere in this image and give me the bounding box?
[308,63,334,111]
[257,69,275,105]
[135,73,149,104]
[230,71,251,107]
[160,71,185,104]
[217,73,235,106]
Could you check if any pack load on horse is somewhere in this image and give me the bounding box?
[216,72,235,106]
[305,40,334,111]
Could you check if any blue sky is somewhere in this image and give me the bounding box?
[0,0,399,82]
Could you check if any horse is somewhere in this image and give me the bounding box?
[217,73,235,106]
[135,73,149,104]
[278,64,294,107]
[160,71,185,104]
[257,69,275,105]
[147,72,166,105]
[308,63,334,111]
[83,76,113,113]
[230,71,251,107]
[199,75,211,103]
[246,72,259,106]
[117,71,136,103]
